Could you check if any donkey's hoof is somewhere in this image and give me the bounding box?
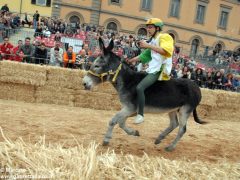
[154,139,161,145]
[102,141,109,146]
[164,146,175,152]
[134,130,140,136]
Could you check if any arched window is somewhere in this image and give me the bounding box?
[190,39,200,57]
[69,15,80,23]
[214,43,222,53]
[137,28,147,37]
[106,22,118,31]
[69,15,80,28]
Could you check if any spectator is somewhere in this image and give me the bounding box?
[33,10,40,29]
[22,13,32,28]
[43,27,51,38]
[17,37,35,63]
[82,43,92,56]
[54,31,61,41]
[1,4,9,13]
[76,49,90,70]
[89,32,99,52]
[178,66,191,79]
[212,71,224,89]
[232,75,240,91]
[224,73,234,90]
[63,46,76,68]
[34,42,48,64]
[49,47,63,67]
[0,36,13,60]
[10,14,20,28]
[34,24,43,37]
[102,34,109,47]
[192,68,205,87]
[50,41,63,58]
[205,71,214,89]
[170,65,178,79]
[11,40,23,62]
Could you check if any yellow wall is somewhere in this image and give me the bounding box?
[60,7,91,24]
[17,0,239,53]
[1,0,53,17]
[62,0,92,7]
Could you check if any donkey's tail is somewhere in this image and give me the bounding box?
[193,109,207,124]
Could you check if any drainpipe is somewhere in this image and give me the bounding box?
[20,0,23,15]
[98,0,102,26]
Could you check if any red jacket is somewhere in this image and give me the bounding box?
[0,43,14,60]
[11,46,23,62]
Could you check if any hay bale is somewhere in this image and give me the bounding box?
[35,85,75,106]
[0,60,47,86]
[200,88,240,121]
[46,66,86,90]
[0,82,35,103]
[92,82,117,94]
[74,90,121,110]
[200,88,218,107]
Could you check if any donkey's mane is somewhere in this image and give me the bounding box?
[109,51,147,84]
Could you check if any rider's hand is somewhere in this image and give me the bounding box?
[127,56,138,65]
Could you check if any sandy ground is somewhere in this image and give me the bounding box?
[0,99,239,163]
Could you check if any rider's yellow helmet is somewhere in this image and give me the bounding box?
[146,18,164,29]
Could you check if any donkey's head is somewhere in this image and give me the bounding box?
[83,38,121,90]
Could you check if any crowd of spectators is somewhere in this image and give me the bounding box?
[0,4,21,39]
[169,56,240,91]
[0,5,239,92]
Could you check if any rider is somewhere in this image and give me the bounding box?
[128,18,174,124]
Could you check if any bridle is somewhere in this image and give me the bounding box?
[87,63,122,83]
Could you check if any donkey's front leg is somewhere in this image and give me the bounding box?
[103,106,137,146]
[118,106,139,136]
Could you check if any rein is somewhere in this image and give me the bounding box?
[87,63,122,83]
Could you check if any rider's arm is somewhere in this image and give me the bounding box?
[139,34,174,58]
[128,55,139,63]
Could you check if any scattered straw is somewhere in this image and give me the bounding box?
[0,127,239,179]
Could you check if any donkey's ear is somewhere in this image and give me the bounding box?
[106,39,114,52]
[99,37,105,52]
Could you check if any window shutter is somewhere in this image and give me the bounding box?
[46,0,51,7]
[31,0,36,4]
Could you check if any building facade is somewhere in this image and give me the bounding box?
[52,0,240,56]
[1,0,240,56]
[1,0,53,17]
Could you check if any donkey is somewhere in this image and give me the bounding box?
[83,39,206,151]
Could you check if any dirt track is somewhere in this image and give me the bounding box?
[0,99,239,163]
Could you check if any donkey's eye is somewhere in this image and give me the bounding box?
[95,65,100,68]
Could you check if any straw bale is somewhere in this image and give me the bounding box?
[46,66,86,90]
[0,60,47,86]
[0,82,35,103]
[92,82,117,94]
[0,130,239,180]
[200,88,240,121]
[74,90,121,110]
[200,88,218,107]
[35,85,75,106]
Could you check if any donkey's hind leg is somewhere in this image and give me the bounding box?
[155,111,179,145]
[165,106,191,152]
[103,106,137,146]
